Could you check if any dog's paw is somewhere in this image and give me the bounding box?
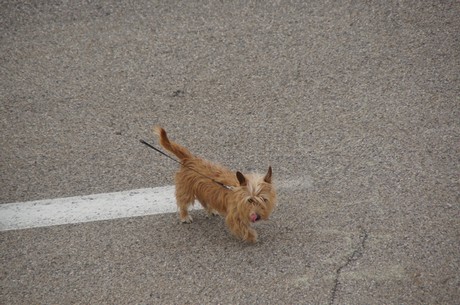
[206,209,220,218]
[180,215,193,223]
[246,235,258,243]
[245,229,258,243]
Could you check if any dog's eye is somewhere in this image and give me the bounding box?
[262,198,269,203]
[247,198,254,204]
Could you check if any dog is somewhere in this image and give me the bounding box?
[154,127,276,243]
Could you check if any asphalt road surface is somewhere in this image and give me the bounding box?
[1,1,459,304]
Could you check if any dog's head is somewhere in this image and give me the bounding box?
[234,166,276,223]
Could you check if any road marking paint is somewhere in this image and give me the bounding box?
[276,176,313,189]
[0,186,198,231]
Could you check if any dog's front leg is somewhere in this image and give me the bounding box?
[225,214,258,243]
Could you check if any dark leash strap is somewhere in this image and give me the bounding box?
[140,140,233,190]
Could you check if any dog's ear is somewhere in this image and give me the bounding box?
[264,166,272,183]
[236,171,247,186]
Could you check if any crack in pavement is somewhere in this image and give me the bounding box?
[329,227,369,305]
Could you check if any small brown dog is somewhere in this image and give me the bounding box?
[154,127,276,243]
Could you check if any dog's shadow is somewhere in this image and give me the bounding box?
[170,210,282,247]
[181,210,233,241]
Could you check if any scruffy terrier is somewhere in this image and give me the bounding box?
[154,127,276,243]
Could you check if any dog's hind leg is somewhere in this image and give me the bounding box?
[175,183,195,223]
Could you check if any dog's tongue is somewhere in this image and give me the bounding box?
[250,213,258,223]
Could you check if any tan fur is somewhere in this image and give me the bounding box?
[154,126,277,243]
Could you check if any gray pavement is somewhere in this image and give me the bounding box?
[1,1,459,304]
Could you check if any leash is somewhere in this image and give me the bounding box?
[140,139,233,190]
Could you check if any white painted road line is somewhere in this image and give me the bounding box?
[0,177,312,231]
[0,186,201,231]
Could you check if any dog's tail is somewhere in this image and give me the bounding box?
[154,126,192,160]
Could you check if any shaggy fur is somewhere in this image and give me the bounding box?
[154,127,276,243]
